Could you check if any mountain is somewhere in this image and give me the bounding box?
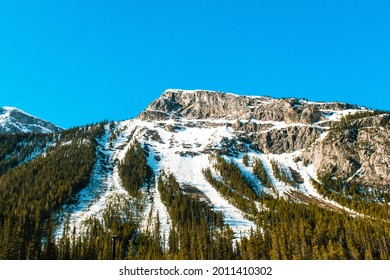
[0,89,389,260]
[140,89,388,187]
[0,106,63,134]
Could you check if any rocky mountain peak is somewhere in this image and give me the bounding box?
[0,106,63,134]
[138,89,252,121]
[138,89,362,125]
[135,89,388,188]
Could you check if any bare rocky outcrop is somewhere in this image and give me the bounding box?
[138,89,359,154]
[139,90,252,120]
[232,120,325,154]
[138,89,388,188]
[250,99,323,124]
[252,126,324,154]
[138,89,346,124]
[303,114,389,188]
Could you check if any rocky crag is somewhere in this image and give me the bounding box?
[139,89,388,189]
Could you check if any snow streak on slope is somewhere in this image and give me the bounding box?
[55,119,256,239]
[55,123,135,236]
[138,120,256,237]
[263,150,360,215]
[315,108,368,125]
[297,162,361,216]
[55,100,370,238]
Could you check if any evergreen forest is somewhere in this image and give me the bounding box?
[0,122,389,260]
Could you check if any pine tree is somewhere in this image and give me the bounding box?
[43,215,58,260]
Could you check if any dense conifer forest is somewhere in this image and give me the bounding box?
[0,122,389,260]
[0,124,105,259]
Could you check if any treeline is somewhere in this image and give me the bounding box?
[313,174,390,220]
[158,172,233,259]
[0,133,50,176]
[270,159,298,188]
[3,159,389,259]
[330,110,387,131]
[239,198,390,259]
[31,172,235,260]
[0,124,105,259]
[246,165,390,259]
[202,155,390,259]
[41,196,154,260]
[326,110,389,144]
[203,155,259,218]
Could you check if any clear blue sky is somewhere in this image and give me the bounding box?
[0,0,389,128]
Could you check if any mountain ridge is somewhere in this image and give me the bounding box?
[0,106,63,134]
[53,89,387,237]
[138,89,365,123]
[0,89,389,260]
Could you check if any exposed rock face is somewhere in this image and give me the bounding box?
[250,99,324,124]
[303,114,389,188]
[232,120,325,153]
[138,89,358,153]
[139,90,252,120]
[0,106,63,134]
[139,89,358,124]
[253,126,324,154]
[138,89,389,188]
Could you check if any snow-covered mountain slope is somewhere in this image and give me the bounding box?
[54,89,389,241]
[56,119,256,240]
[0,106,63,134]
